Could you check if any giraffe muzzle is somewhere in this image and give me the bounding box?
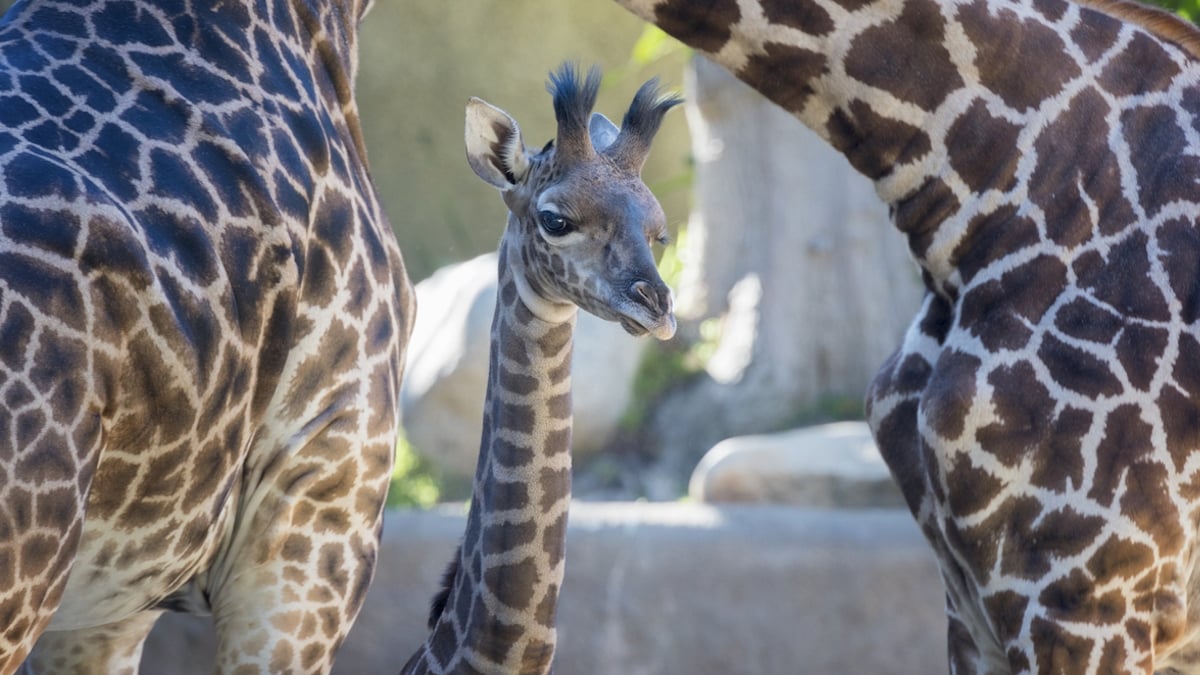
[622,279,676,340]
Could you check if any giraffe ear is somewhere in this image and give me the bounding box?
[588,112,620,152]
[465,97,531,189]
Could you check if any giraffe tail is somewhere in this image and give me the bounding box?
[427,545,462,628]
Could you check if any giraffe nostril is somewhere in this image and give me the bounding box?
[630,279,667,314]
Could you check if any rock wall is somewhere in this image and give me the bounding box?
[143,504,948,674]
[690,422,908,508]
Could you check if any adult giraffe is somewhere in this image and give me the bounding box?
[0,0,413,672]
[613,0,1200,672]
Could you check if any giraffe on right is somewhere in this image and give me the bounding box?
[613,0,1200,672]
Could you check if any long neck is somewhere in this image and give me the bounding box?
[409,243,576,675]
[616,0,985,181]
[615,0,1199,293]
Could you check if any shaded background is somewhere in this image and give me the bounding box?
[354,0,692,281]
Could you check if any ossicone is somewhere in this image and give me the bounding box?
[606,77,683,173]
[547,63,603,161]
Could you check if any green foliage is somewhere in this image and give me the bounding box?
[603,25,690,87]
[629,26,688,67]
[619,292,724,431]
[783,394,866,428]
[621,340,697,430]
[654,224,688,289]
[387,432,441,509]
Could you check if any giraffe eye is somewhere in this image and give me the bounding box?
[538,210,572,236]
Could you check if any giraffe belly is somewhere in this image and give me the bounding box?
[46,453,241,631]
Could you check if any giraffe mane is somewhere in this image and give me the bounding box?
[427,547,460,629]
[1073,0,1200,59]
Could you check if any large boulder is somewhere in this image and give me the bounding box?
[400,252,649,481]
[689,421,906,507]
[144,503,947,674]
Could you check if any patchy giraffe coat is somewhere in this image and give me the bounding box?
[614,0,1200,672]
[400,66,677,675]
[0,0,413,672]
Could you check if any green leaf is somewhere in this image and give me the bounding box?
[630,26,684,66]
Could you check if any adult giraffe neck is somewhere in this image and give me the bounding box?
[414,241,576,674]
[613,0,1200,295]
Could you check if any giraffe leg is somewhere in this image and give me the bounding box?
[0,380,101,673]
[209,521,381,674]
[207,427,392,674]
[24,610,162,675]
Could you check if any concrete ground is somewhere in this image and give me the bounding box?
[143,503,949,674]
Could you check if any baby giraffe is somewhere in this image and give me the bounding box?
[399,65,679,675]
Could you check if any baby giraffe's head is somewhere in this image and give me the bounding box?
[465,64,680,340]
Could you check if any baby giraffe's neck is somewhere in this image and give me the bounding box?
[414,242,576,675]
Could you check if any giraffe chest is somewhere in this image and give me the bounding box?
[48,266,407,630]
[867,243,1200,665]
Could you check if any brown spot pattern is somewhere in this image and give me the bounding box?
[1099,32,1181,97]
[844,0,963,110]
[1029,88,1136,245]
[739,42,828,115]
[959,255,1065,351]
[1028,407,1091,492]
[1120,461,1183,553]
[952,206,1040,284]
[977,361,1053,466]
[1054,297,1122,344]
[958,0,1081,110]
[945,100,1022,194]
[893,178,960,257]
[922,349,981,440]
[762,0,835,35]
[1038,333,1123,398]
[983,590,1028,644]
[1071,9,1124,62]
[945,455,1004,515]
[1159,386,1200,473]
[1123,104,1200,216]
[826,99,932,179]
[653,0,740,53]
[1077,231,1171,321]
[1088,405,1153,506]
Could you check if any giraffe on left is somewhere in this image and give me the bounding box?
[0,0,414,673]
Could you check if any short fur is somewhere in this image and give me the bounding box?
[1080,0,1200,58]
